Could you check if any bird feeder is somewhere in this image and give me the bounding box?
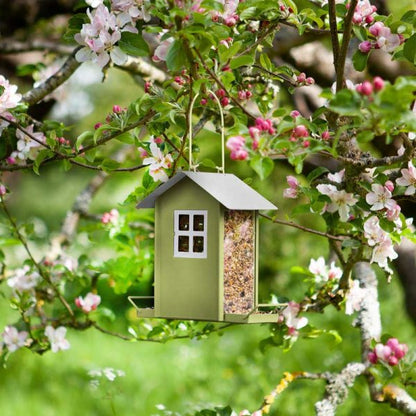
[130,171,280,323]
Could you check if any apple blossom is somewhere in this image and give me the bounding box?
[226,135,248,160]
[142,141,173,182]
[327,169,345,184]
[1,326,29,352]
[75,292,102,313]
[101,208,119,224]
[10,125,45,162]
[282,301,308,331]
[283,175,299,199]
[309,257,342,283]
[358,40,372,53]
[371,238,398,270]
[0,75,22,114]
[7,265,41,293]
[368,338,408,366]
[0,184,6,197]
[365,183,396,211]
[396,161,416,195]
[45,326,70,353]
[316,184,358,222]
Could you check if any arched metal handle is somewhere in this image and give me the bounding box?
[188,89,225,173]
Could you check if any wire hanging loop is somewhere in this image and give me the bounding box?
[187,89,226,173]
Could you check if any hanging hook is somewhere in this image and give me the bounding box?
[188,89,226,173]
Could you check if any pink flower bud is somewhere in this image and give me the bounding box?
[388,355,399,366]
[245,91,252,99]
[290,110,300,118]
[249,126,260,140]
[373,76,384,91]
[293,125,309,138]
[112,105,122,114]
[321,130,331,140]
[306,77,315,85]
[154,136,163,144]
[384,180,394,192]
[6,156,16,165]
[220,97,230,107]
[94,122,102,130]
[296,72,306,83]
[216,89,226,98]
[352,13,362,24]
[279,5,286,11]
[221,64,231,72]
[144,81,151,93]
[0,185,6,196]
[356,81,373,96]
[286,176,298,188]
[251,139,259,150]
[238,90,247,100]
[359,41,372,53]
[200,98,208,105]
[368,351,378,364]
[226,135,245,152]
[59,137,66,144]
[230,148,248,160]
[302,140,310,148]
[138,147,148,158]
[369,22,384,37]
[365,15,374,25]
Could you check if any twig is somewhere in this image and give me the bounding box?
[194,48,256,120]
[336,0,358,92]
[236,22,279,58]
[0,197,74,317]
[328,0,340,67]
[0,39,73,55]
[259,213,347,241]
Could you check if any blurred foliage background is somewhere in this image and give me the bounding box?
[1,0,416,414]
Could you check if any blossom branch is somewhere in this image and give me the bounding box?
[315,362,366,415]
[259,213,348,241]
[0,39,73,55]
[23,47,82,106]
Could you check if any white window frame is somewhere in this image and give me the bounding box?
[174,210,207,258]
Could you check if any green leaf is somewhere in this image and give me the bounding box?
[352,49,369,72]
[329,89,361,116]
[306,166,329,182]
[118,32,149,57]
[166,40,188,71]
[229,54,254,69]
[356,130,375,143]
[403,33,416,64]
[249,155,274,180]
[353,25,368,42]
[33,149,53,175]
[200,158,217,169]
[75,130,93,151]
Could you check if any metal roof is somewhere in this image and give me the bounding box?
[136,171,277,210]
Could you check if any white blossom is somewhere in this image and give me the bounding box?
[7,265,41,293]
[142,141,173,182]
[365,183,396,211]
[45,326,70,353]
[0,75,22,114]
[282,302,308,330]
[317,184,358,222]
[11,125,45,161]
[1,326,29,352]
[396,161,416,195]
[345,280,366,315]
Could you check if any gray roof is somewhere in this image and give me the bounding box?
[136,171,277,210]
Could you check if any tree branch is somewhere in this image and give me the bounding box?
[0,39,73,54]
[23,47,82,106]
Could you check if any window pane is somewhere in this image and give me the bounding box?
[178,214,189,230]
[193,236,204,253]
[193,215,204,231]
[178,236,189,252]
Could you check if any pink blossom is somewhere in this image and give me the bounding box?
[369,338,408,366]
[101,208,119,224]
[2,326,29,352]
[226,135,248,159]
[316,184,358,222]
[0,184,6,197]
[371,238,398,269]
[309,256,342,283]
[255,117,275,134]
[0,75,22,114]
[365,183,396,211]
[45,326,70,353]
[352,0,377,25]
[152,37,174,62]
[396,161,416,195]
[75,292,101,313]
[290,110,300,118]
[386,202,401,222]
[321,130,331,141]
[112,104,122,113]
[283,175,299,199]
[363,216,386,246]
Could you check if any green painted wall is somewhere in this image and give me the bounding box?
[155,178,223,321]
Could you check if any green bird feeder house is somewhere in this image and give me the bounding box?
[131,171,280,323]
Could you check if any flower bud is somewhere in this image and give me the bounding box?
[293,125,309,138]
[373,76,384,91]
[220,97,230,107]
[321,130,331,140]
[112,105,122,114]
[359,41,372,54]
[0,185,6,196]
